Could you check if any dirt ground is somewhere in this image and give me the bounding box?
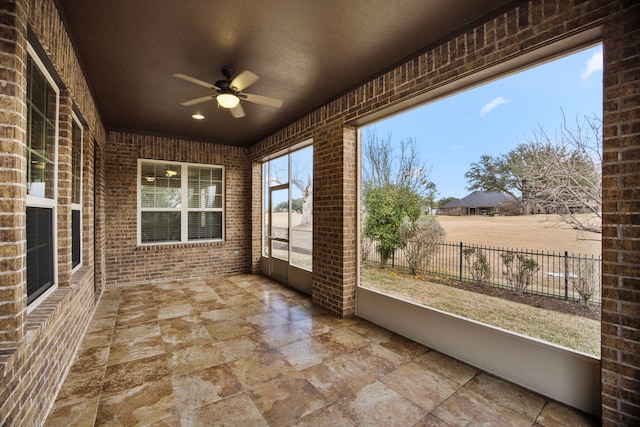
[436,214,601,257]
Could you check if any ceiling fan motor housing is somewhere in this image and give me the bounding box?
[215,79,230,92]
[221,66,236,80]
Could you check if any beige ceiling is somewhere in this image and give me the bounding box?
[55,0,517,147]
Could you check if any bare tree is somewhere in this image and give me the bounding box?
[362,129,436,201]
[519,113,602,233]
[268,154,313,228]
[290,173,312,228]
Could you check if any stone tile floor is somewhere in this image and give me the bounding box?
[45,274,599,426]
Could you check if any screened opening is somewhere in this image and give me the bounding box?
[359,44,603,356]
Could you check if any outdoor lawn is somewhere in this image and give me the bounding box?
[361,214,602,357]
[360,266,600,356]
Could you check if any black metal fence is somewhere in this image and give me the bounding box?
[362,239,602,304]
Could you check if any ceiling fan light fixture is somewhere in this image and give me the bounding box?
[217,93,240,109]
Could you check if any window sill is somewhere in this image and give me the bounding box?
[136,240,226,251]
[1,286,73,378]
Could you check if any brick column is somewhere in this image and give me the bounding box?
[251,161,263,274]
[600,3,640,425]
[0,0,28,346]
[312,123,358,317]
[57,90,72,286]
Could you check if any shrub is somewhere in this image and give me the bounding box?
[570,260,598,306]
[463,247,491,284]
[398,215,446,275]
[500,251,539,295]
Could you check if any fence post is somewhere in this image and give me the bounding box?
[564,251,569,301]
[459,242,463,282]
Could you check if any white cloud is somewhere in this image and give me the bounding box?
[581,50,603,80]
[479,96,509,117]
[450,144,464,151]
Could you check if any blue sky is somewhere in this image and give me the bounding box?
[362,44,603,200]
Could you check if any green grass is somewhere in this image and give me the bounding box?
[361,266,600,356]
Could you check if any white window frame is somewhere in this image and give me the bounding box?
[137,159,225,245]
[261,140,313,271]
[71,112,83,273]
[26,43,59,312]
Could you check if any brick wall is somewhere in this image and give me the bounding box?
[0,0,637,424]
[250,161,263,274]
[600,3,640,425]
[249,0,639,423]
[104,132,251,286]
[0,0,28,348]
[0,0,106,425]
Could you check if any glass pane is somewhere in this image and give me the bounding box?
[290,146,313,270]
[268,154,288,187]
[271,240,289,261]
[270,188,288,239]
[188,211,222,240]
[262,163,269,257]
[27,56,57,200]
[141,211,181,243]
[188,166,223,209]
[71,120,82,204]
[140,162,181,208]
[72,209,81,268]
[26,207,54,304]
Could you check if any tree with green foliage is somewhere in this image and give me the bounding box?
[362,129,437,268]
[464,113,601,232]
[364,184,422,268]
[437,196,458,207]
[464,148,533,211]
[274,198,303,213]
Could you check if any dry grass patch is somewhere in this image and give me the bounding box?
[361,266,600,356]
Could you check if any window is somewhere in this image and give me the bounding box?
[71,114,83,270]
[138,160,224,244]
[26,46,59,305]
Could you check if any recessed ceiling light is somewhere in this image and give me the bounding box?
[192,113,205,120]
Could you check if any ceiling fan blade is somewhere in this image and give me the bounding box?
[174,73,219,90]
[229,103,246,118]
[243,93,283,109]
[230,70,259,91]
[180,94,217,106]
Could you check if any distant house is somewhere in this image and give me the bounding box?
[439,191,520,216]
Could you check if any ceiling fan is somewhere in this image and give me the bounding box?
[174,67,283,118]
